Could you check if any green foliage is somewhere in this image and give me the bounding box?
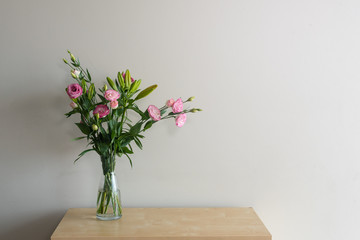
[63,50,200,169]
[74,148,95,163]
[75,123,92,135]
[143,121,153,131]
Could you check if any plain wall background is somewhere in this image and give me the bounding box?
[1,0,360,239]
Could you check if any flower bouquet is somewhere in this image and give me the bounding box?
[63,51,201,220]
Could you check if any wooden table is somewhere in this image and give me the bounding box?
[51,208,271,240]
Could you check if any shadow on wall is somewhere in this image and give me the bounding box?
[0,211,65,240]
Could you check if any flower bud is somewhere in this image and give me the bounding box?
[71,72,77,79]
[63,58,68,64]
[187,96,195,102]
[70,53,76,62]
[69,102,78,109]
[92,124,98,131]
[110,100,118,109]
[103,84,108,91]
[94,113,100,120]
[190,108,198,113]
[197,108,203,111]
[166,98,175,107]
[71,69,80,78]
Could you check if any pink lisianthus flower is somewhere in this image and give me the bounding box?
[67,83,83,99]
[147,105,161,121]
[110,100,118,109]
[175,113,187,127]
[104,90,120,101]
[166,98,175,107]
[93,105,110,118]
[122,73,135,83]
[172,98,183,113]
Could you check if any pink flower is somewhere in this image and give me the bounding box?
[93,105,110,118]
[69,102,78,109]
[67,83,83,99]
[110,100,118,109]
[147,105,161,121]
[172,98,183,113]
[104,90,120,101]
[166,98,175,107]
[175,113,187,127]
[122,73,135,83]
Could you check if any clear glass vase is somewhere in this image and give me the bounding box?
[96,172,122,220]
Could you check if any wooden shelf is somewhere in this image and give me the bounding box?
[51,208,271,240]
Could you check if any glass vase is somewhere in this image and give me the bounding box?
[96,172,122,220]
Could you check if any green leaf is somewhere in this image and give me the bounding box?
[143,121,153,131]
[134,136,143,150]
[108,120,116,133]
[142,110,150,120]
[65,110,78,118]
[107,77,118,91]
[99,124,108,138]
[134,84,158,100]
[128,105,146,118]
[86,68,92,81]
[160,108,167,115]
[80,97,92,111]
[75,123,91,135]
[108,120,117,142]
[97,94,108,103]
[124,152,133,168]
[121,146,133,154]
[120,136,133,147]
[130,122,142,136]
[97,142,109,155]
[72,136,86,141]
[74,148,95,163]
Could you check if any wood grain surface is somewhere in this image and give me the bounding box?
[51,208,271,240]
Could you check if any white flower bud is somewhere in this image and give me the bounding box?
[69,102,78,109]
[71,69,80,78]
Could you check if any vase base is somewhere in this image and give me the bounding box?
[96,214,122,221]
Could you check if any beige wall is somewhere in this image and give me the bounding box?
[1,0,359,239]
